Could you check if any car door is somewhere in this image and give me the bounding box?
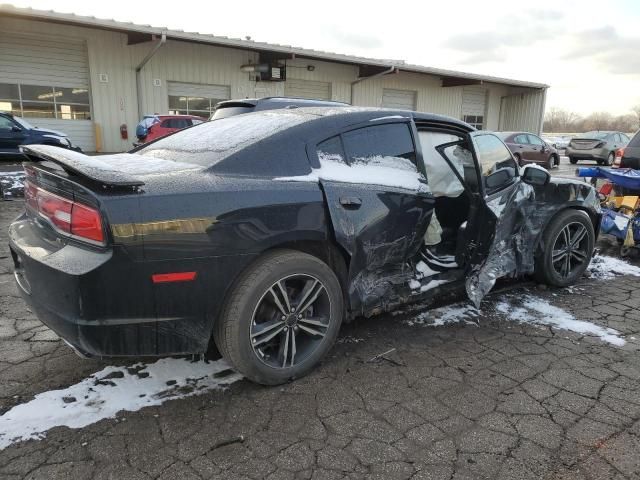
[512,134,531,161]
[527,134,547,162]
[0,115,26,153]
[316,122,435,315]
[464,132,530,305]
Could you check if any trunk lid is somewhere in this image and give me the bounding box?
[569,138,603,150]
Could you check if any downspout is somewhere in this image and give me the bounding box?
[350,65,397,105]
[136,31,167,118]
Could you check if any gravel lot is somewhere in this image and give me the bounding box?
[2,161,640,479]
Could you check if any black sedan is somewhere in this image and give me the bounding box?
[9,108,601,385]
[0,112,81,157]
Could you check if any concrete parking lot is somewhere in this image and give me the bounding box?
[2,167,640,479]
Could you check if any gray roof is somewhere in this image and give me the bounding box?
[0,4,549,90]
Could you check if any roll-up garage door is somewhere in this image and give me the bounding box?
[381,88,416,110]
[284,79,331,100]
[462,87,487,129]
[0,32,95,151]
[167,82,230,116]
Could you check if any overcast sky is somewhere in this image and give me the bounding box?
[10,0,640,116]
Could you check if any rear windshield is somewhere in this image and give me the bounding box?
[137,111,311,167]
[210,105,255,120]
[580,131,610,139]
[628,131,640,148]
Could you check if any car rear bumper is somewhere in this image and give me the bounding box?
[8,214,200,357]
[566,147,608,160]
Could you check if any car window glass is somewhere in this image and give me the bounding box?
[316,129,426,191]
[418,131,464,197]
[342,123,416,167]
[514,134,528,144]
[317,136,346,162]
[473,134,518,194]
[621,133,630,143]
[0,116,14,129]
[528,135,544,146]
[615,133,622,143]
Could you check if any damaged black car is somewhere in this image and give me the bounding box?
[8,108,601,385]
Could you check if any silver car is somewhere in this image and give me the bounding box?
[566,131,630,166]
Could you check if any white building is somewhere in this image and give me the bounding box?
[0,4,548,153]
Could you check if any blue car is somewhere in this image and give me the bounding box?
[0,112,80,157]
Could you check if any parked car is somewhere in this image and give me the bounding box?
[0,112,81,157]
[566,131,630,166]
[619,130,640,169]
[496,131,560,169]
[9,108,600,385]
[210,97,350,120]
[542,135,570,151]
[134,114,205,146]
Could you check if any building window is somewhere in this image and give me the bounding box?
[0,82,91,120]
[168,95,224,117]
[463,115,484,130]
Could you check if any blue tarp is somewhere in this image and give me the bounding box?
[576,167,640,191]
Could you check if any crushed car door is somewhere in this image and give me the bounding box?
[315,122,435,316]
[463,131,535,306]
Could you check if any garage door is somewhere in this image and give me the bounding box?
[284,79,331,100]
[0,32,95,151]
[381,89,416,110]
[462,87,487,129]
[167,82,230,116]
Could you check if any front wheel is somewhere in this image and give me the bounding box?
[569,157,578,165]
[535,210,595,287]
[215,249,344,385]
[605,152,615,166]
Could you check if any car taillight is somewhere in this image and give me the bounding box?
[25,180,104,245]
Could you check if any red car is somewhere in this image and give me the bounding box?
[134,114,205,145]
[495,131,560,170]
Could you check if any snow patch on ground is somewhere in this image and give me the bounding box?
[495,295,625,346]
[588,255,640,279]
[0,358,241,450]
[406,294,625,346]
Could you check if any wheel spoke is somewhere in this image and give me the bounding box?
[561,226,570,248]
[290,329,296,366]
[297,281,325,314]
[298,316,329,328]
[252,320,285,346]
[571,249,587,262]
[552,249,567,263]
[562,252,571,277]
[268,287,288,316]
[570,225,587,248]
[276,280,292,313]
[298,323,327,337]
[281,328,290,368]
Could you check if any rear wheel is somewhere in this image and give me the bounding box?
[215,249,344,385]
[535,210,594,287]
[569,157,578,165]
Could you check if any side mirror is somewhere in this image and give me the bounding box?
[11,125,22,133]
[485,167,515,190]
[522,166,550,186]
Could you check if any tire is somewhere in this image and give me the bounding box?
[604,152,615,166]
[544,156,553,170]
[215,249,344,385]
[569,157,578,165]
[553,155,560,167]
[535,210,595,287]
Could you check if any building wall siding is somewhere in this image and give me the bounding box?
[499,88,546,134]
[0,17,547,152]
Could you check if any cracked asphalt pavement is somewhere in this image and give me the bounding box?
[2,198,640,480]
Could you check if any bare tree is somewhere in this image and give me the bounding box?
[631,105,640,131]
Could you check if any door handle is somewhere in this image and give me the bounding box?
[339,197,362,209]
